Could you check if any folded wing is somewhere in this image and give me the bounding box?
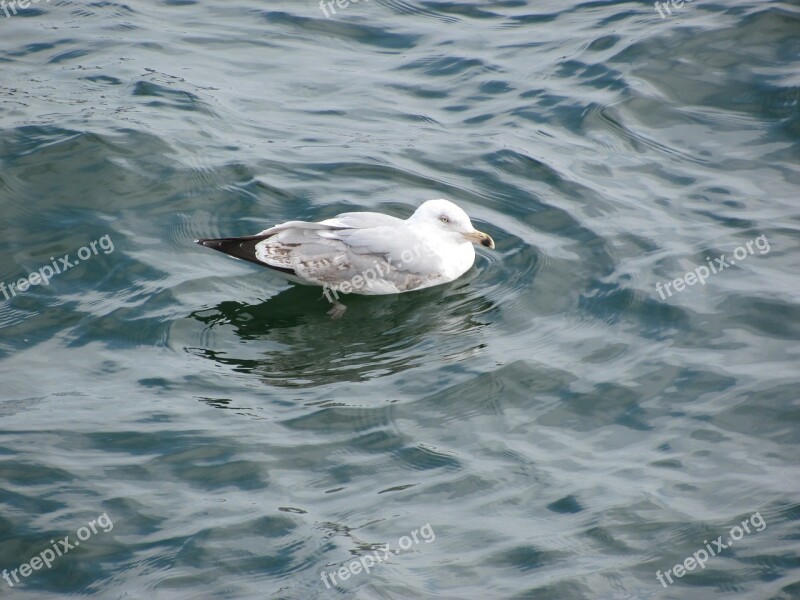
[198,213,447,295]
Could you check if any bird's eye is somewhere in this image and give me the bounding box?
[440,216,450,223]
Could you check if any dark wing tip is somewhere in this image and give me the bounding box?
[194,235,297,276]
[195,236,254,256]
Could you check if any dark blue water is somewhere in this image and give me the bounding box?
[1,1,799,598]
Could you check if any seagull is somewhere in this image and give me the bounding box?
[196,199,495,317]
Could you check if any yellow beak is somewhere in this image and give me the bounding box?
[463,229,495,249]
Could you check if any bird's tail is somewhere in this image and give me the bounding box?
[195,235,294,275]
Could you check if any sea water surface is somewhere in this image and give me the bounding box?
[1,1,799,598]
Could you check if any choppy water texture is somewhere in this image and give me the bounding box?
[1,1,799,598]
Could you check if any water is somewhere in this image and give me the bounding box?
[1,1,799,598]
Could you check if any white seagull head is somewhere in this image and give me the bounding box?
[408,199,495,249]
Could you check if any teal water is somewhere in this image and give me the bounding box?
[1,1,799,598]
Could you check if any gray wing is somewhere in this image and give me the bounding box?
[254,217,446,295]
[324,211,405,229]
[256,211,402,236]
